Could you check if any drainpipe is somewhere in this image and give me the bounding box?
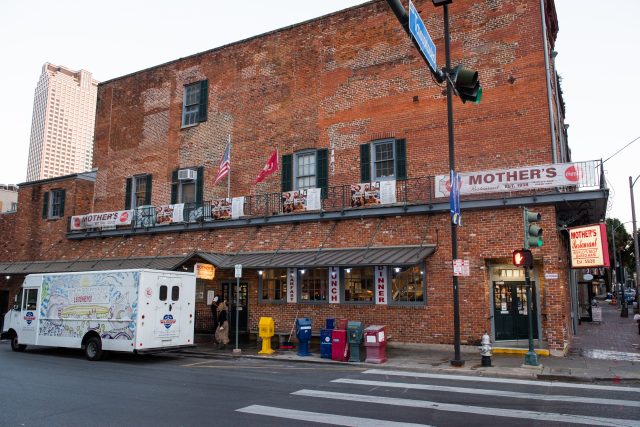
[551,51,566,162]
[540,0,557,164]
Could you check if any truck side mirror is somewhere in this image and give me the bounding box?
[12,303,20,311]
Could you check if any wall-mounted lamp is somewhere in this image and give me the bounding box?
[394,267,401,273]
[258,270,263,276]
[300,269,306,275]
[345,268,351,274]
[5,275,10,280]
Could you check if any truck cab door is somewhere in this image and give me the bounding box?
[154,279,181,339]
[17,287,39,345]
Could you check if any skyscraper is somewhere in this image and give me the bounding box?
[25,63,98,182]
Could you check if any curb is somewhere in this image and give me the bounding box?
[492,347,550,357]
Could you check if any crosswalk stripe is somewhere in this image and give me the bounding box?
[236,405,433,427]
[364,369,640,393]
[292,389,640,427]
[333,378,640,408]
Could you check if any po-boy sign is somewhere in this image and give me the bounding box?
[568,223,610,268]
[436,161,596,197]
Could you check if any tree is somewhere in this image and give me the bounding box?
[606,218,633,285]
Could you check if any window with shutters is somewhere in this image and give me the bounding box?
[361,139,406,183]
[181,81,208,127]
[126,174,152,210]
[43,189,65,219]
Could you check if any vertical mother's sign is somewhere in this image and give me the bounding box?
[568,224,610,268]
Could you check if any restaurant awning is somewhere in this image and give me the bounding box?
[0,255,186,275]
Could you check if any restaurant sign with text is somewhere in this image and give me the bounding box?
[568,223,610,268]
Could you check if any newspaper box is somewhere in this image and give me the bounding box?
[331,329,349,362]
[364,325,387,364]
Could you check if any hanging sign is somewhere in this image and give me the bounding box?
[568,223,610,268]
[195,263,215,280]
[70,210,133,230]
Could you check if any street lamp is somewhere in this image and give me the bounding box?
[610,221,632,309]
[627,175,640,316]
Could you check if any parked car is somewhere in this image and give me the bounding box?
[624,288,637,304]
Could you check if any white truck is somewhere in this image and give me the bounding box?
[1,269,196,361]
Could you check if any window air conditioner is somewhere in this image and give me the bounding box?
[178,169,197,181]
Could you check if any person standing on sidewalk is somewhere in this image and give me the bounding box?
[210,296,219,341]
[215,300,230,349]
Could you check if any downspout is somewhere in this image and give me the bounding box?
[551,51,566,163]
[540,0,558,164]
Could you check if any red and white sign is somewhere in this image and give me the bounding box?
[287,268,298,303]
[375,266,387,305]
[70,210,133,230]
[453,259,470,277]
[328,267,340,304]
[436,161,597,197]
[569,223,610,268]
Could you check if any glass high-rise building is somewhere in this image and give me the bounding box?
[25,63,98,182]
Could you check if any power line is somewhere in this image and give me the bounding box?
[603,135,640,164]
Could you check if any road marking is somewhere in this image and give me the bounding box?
[181,361,363,371]
[364,369,640,393]
[581,349,640,362]
[236,405,433,427]
[333,378,640,408]
[292,390,640,427]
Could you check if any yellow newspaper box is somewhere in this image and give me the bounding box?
[258,317,275,355]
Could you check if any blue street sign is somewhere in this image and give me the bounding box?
[408,0,437,72]
[450,170,461,225]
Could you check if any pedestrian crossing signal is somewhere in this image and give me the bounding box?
[513,249,533,268]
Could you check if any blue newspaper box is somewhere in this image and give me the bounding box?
[295,317,312,356]
[320,328,332,358]
[325,317,335,330]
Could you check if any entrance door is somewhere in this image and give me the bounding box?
[0,290,8,333]
[493,281,538,341]
[222,281,248,334]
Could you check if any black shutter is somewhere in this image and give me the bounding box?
[59,190,66,216]
[196,166,204,205]
[145,174,152,205]
[42,191,49,218]
[395,138,407,180]
[316,149,328,199]
[198,80,208,122]
[124,178,132,209]
[281,154,292,192]
[360,143,371,182]
[171,170,178,204]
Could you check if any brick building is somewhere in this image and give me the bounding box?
[0,0,607,356]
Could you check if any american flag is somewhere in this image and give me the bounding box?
[214,140,231,185]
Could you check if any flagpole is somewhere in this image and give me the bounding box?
[227,134,231,199]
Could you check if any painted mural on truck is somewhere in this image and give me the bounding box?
[38,271,138,340]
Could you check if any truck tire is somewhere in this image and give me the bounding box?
[11,335,27,352]
[85,337,103,361]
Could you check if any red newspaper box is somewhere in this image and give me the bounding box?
[331,329,349,362]
[335,318,348,330]
[364,325,387,364]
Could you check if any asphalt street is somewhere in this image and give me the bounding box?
[1,341,639,427]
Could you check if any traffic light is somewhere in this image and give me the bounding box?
[451,65,482,104]
[513,249,533,269]
[524,208,543,248]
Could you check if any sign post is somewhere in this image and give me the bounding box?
[234,264,242,354]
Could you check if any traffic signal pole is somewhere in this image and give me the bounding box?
[443,2,464,367]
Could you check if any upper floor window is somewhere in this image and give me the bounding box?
[181,80,208,127]
[42,189,65,219]
[360,139,407,182]
[281,149,328,198]
[125,174,152,210]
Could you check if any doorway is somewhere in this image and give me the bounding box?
[0,290,8,334]
[493,280,539,341]
[221,281,248,334]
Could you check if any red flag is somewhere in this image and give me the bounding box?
[255,149,278,184]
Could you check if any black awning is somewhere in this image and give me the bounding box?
[0,256,186,275]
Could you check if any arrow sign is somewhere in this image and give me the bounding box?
[408,0,437,72]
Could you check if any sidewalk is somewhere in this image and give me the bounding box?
[180,304,640,384]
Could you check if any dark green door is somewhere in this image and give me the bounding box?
[493,281,538,341]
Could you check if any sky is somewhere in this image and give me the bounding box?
[1,0,638,231]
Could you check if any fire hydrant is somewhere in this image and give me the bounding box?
[478,332,492,367]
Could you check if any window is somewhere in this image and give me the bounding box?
[181,80,208,127]
[125,174,152,209]
[42,189,65,219]
[259,269,287,302]
[170,168,204,219]
[23,288,38,311]
[299,268,328,302]
[391,265,426,304]
[159,285,167,301]
[360,139,406,182]
[343,267,374,303]
[171,286,180,301]
[295,151,316,190]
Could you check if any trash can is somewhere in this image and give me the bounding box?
[295,317,312,356]
[347,321,364,362]
[331,329,349,361]
[320,328,332,358]
[364,325,387,364]
[258,317,275,355]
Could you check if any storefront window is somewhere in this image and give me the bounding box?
[259,269,287,302]
[300,268,327,302]
[344,267,374,303]
[391,265,425,304]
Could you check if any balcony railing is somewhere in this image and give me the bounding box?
[67,160,605,234]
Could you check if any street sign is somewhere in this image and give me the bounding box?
[235,264,242,278]
[453,259,469,277]
[408,0,437,72]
